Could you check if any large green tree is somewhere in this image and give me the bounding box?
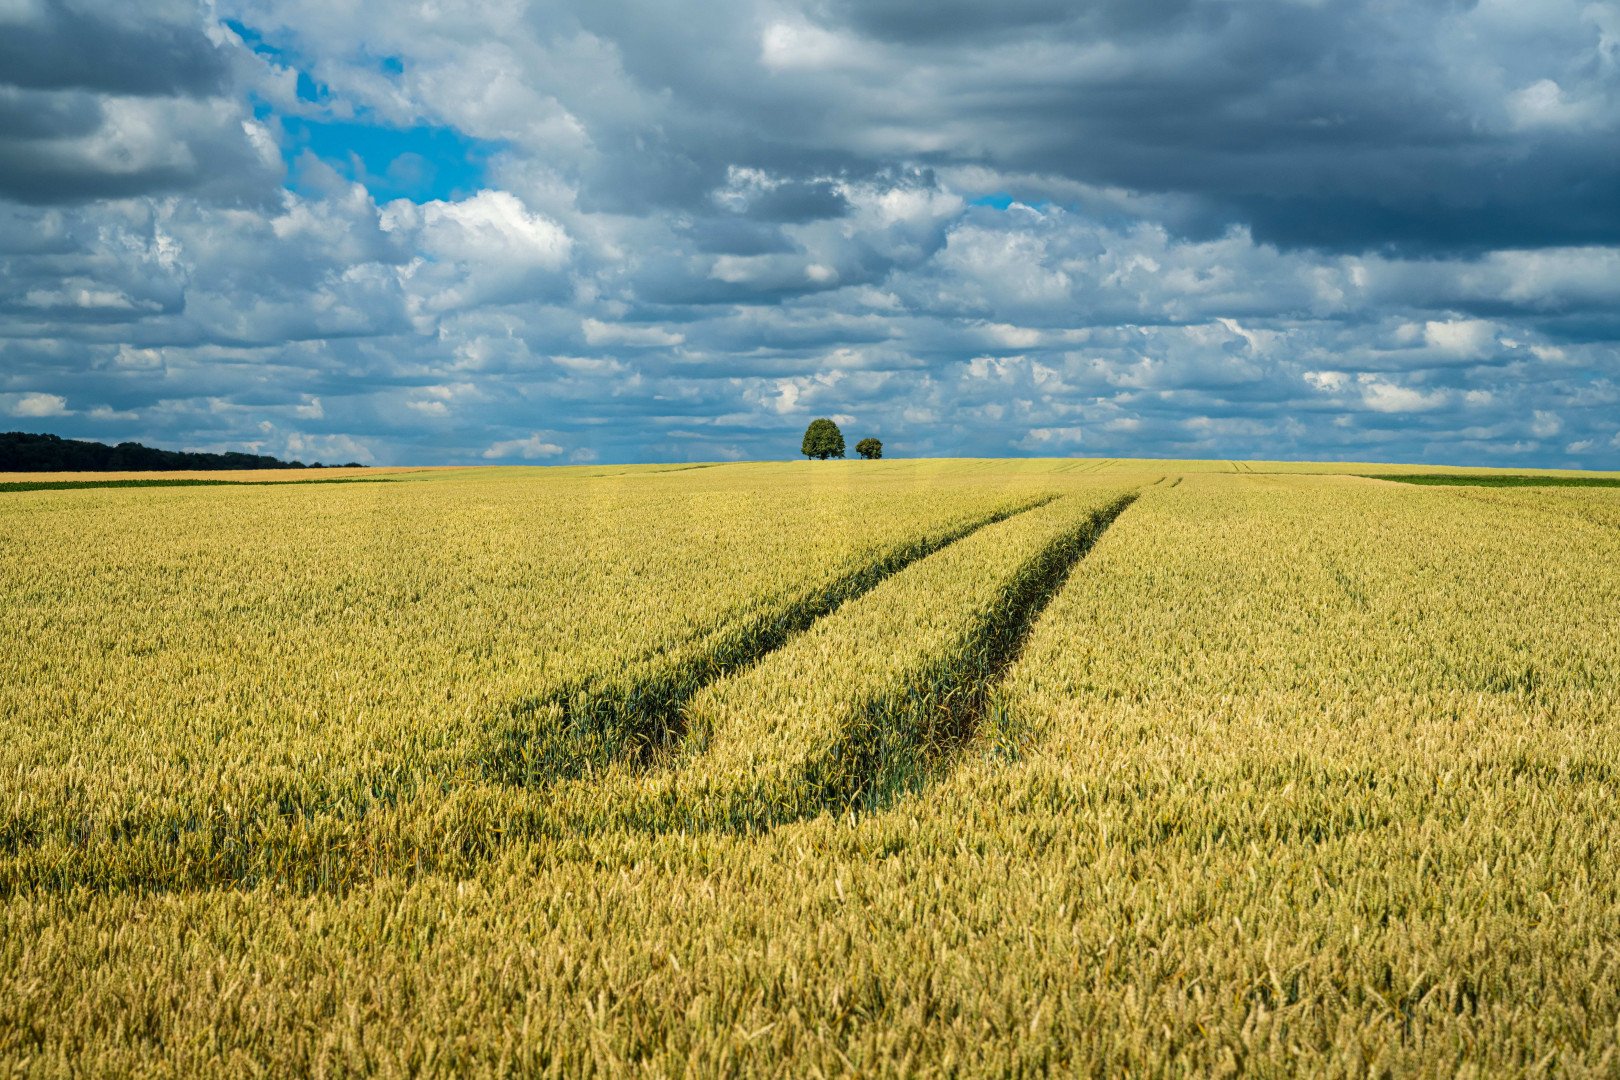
[800,418,845,459]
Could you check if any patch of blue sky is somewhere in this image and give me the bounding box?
[222,18,288,63]
[968,193,1055,213]
[294,70,330,105]
[282,116,499,203]
[225,18,494,203]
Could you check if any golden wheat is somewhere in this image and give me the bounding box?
[3,462,1618,1075]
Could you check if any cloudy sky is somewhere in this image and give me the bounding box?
[2,0,1617,466]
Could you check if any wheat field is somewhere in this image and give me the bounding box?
[3,459,1619,1076]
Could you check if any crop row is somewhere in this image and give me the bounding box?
[0,464,1073,894]
[482,492,1056,785]
[0,466,1135,894]
[1,486,1137,895]
[495,489,1137,843]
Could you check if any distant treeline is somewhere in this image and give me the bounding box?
[1,432,364,472]
[1370,473,1620,489]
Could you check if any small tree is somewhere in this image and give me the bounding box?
[801,418,845,460]
[855,437,882,460]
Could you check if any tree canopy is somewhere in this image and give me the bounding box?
[801,419,845,460]
[855,438,882,460]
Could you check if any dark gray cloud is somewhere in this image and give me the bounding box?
[0,0,229,97]
[0,0,276,204]
[416,0,1616,252]
[815,0,1091,43]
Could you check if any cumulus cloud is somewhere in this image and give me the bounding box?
[403,191,571,269]
[380,190,572,319]
[1357,378,1450,415]
[1422,319,1498,360]
[3,391,72,417]
[581,319,684,347]
[483,433,566,460]
[1531,410,1564,438]
[1017,426,1085,450]
[0,0,1617,468]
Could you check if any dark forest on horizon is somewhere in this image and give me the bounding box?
[1,432,364,472]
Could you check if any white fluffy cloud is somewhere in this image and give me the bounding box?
[483,433,565,459]
[400,191,571,269]
[1358,378,1450,414]
[1422,319,1498,359]
[3,392,71,417]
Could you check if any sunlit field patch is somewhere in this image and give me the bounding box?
[3,460,1618,1075]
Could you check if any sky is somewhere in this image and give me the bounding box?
[1,0,1618,467]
